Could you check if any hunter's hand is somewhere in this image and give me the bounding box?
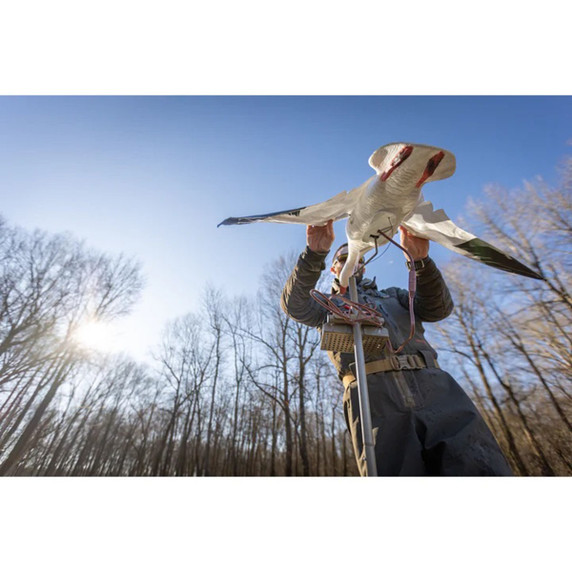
[399,226,429,261]
[307,220,335,253]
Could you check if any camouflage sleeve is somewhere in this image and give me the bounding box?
[280,246,330,328]
[395,257,454,322]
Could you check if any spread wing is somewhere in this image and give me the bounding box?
[401,199,542,280]
[217,188,361,227]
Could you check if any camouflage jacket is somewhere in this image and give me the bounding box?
[280,246,454,380]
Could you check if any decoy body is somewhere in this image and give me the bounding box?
[218,142,542,287]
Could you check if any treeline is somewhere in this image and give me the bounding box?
[0,222,355,476]
[1,157,570,476]
[429,158,572,476]
[0,220,143,475]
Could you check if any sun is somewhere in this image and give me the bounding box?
[72,319,121,353]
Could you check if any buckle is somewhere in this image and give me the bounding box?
[406,257,428,272]
[390,354,424,370]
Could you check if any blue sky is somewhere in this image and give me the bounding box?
[1,96,570,361]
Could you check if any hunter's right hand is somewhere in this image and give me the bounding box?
[306,220,335,253]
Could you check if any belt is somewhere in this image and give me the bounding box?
[342,353,440,389]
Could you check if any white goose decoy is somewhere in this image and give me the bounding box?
[218,142,542,287]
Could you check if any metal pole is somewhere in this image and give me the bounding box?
[348,275,378,477]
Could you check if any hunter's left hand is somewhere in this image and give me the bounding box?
[399,226,429,261]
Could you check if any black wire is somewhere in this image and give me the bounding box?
[362,224,395,268]
[363,242,392,268]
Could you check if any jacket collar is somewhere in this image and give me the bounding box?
[331,275,377,295]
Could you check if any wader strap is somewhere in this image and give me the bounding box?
[342,351,440,389]
[419,349,440,370]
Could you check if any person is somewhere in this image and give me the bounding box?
[280,220,513,476]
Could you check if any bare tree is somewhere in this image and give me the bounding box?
[0,220,142,475]
[430,154,571,475]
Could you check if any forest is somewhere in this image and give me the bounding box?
[1,156,570,476]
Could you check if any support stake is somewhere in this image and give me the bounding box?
[349,275,378,477]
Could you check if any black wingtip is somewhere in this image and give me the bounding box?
[527,269,545,281]
[217,217,241,227]
[217,217,251,227]
[456,238,543,281]
[217,205,307,229]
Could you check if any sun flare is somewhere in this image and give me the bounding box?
[72,320,120,353]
